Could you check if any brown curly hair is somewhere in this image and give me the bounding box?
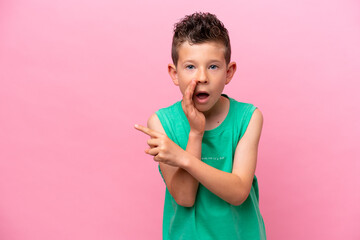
[171,12,231,67]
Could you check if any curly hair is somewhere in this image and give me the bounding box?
[171,12,231,66]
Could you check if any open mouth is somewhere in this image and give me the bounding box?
[194,91,210,103]
[196,92,209,99]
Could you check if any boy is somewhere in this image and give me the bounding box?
[135,12,266,239]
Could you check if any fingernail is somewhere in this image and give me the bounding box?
[134,124,138,128]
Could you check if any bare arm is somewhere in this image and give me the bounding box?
[136,108,263,206]
[147,113,201,207]
[180,108,263,205]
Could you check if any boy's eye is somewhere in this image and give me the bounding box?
[209,65,218,69]
[186,65,195,70]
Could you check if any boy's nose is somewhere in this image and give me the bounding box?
[197,78,208,84]
[196,70,208,84]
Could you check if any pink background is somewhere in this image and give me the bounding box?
[1,0,359,239]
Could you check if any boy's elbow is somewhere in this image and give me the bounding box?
[230,198,245,206]
[229,190,250,206]
[178,201,195,208]
[174,196,195,208]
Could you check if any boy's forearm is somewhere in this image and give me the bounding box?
[170,131,202,206]
[181,154,247,206]
[186,131,203,158]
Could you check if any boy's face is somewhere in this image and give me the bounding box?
[168,41,236,114]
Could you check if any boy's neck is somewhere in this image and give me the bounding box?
[203,95,230,130]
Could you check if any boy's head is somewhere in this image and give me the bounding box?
[171,12,231,67]
[168,12,237,115]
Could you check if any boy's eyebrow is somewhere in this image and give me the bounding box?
[182,59,223,64]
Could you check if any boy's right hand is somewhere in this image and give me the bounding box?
[182,80,206,136]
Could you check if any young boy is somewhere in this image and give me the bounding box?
[135,12,266,239]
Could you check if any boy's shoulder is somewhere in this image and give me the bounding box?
[154,100,183,122]
[153,99,183,127]
[147,101,182,137]
[227,95,257,112]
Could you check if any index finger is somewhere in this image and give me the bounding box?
[134,124,161,138]
[184,80,197,106]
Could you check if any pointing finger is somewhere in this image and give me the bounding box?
[134,124,161,138]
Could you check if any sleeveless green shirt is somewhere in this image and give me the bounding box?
[155,94,266,240]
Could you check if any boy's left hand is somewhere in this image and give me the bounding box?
[134,124,187,168]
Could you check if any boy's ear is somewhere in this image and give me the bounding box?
[168,64,179,86]
[225,62,237,85]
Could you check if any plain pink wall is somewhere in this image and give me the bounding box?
[1,0,359,239]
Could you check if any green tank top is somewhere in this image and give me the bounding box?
[155,94,266,240]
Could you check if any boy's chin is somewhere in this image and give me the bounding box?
[194,104,210,113]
